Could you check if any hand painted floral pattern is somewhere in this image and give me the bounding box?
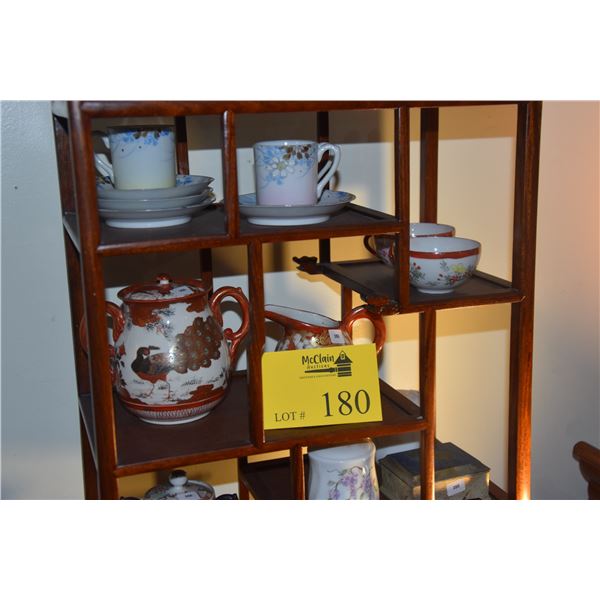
[410,259,476,290]
[328,466,379,500]
[437,260,475,286]
[410,261,426,281]
[255,144,316,189]
[114,128,173,146]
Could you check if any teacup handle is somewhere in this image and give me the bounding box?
[94,153,114,181]
[363,235,378,257]
[340,305,386,355]
[92,131,114,182]
[316,142,341,199]
[209,286,250,367]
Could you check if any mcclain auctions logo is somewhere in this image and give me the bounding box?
[301,350,353,378]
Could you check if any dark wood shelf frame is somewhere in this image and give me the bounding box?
[295,258,524,315]
[62,204,402,257]
[52,101,541,500]
[237,455,509,500]
[77,372,424,478]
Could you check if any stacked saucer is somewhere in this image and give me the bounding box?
[96,175,216,229]
[238,190,356,226]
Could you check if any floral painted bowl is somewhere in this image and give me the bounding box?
[364,223,455,267]
[409,236,481,294]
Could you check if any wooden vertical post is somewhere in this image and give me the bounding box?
[290,446,306,499]
[222,110,239,238]
[318,111,331,263]
[419,311,436,499]
[247,241,265,446]
[341,285,353,319]
[418,107,440,500]
[508,101,542,500]
[69,103,119,499]
[174,116,190,174]
[237,457,251,500]
[394,107,411,308]
[420,108,439,218]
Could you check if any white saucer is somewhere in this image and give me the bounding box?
[98,187,213,211]
[97,174,214,201]
[99,193,217,229]
[239,190,356,226]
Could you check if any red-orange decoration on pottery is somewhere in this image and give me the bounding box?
[84,274,249,425]
[264,304,385,354]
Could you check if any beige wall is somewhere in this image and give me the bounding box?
[2,101,598,499]
[531,101,599,498]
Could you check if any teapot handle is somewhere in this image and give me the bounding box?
[79,302,125,382]
[340,305,386,355]
[209,286,250,367]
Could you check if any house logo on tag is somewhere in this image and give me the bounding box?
[302,350,353,378]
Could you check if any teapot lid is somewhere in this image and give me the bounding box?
[144,469,215,500]
[118,274,208,303]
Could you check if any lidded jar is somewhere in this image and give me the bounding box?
[144,470,215,500]
[88,273,250,425]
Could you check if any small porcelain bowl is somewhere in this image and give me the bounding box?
[409,236,481,294]
[364,223,455,267]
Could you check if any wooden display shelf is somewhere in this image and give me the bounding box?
[238,204,401,243]
[78,374,423,478]
[63,205,401,257]
[79,372,256,478]
[54,101,541,499]
[238,455,508,500]
[63,208,228,256]
[296,257,523,314]
[262,379,425,450]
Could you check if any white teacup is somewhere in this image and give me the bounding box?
[253,139,341,206]
[94,125,176,190]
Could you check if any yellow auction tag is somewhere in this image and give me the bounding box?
[262,344,382,430]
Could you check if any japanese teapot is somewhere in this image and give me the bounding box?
[84,274,249,425]
[264,304,385,353]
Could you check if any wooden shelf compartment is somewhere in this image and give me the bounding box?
[238,204,401,243]
[63,206,229,257]
[79,374,424,478]
[79,372,256,478]
[64,205,401,257]
[239,455,509,500]
[296,257,523,315]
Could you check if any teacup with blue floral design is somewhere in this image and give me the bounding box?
[253,139,341,206]
[94,125,176,190]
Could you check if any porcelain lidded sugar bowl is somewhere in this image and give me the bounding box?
[308,439,380,500]
[264,304,386,354]
[96,274,250,425]
[144,469,216,500]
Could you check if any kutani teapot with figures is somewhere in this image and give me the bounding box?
[90,274,249,425]
[264,304,385,353]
